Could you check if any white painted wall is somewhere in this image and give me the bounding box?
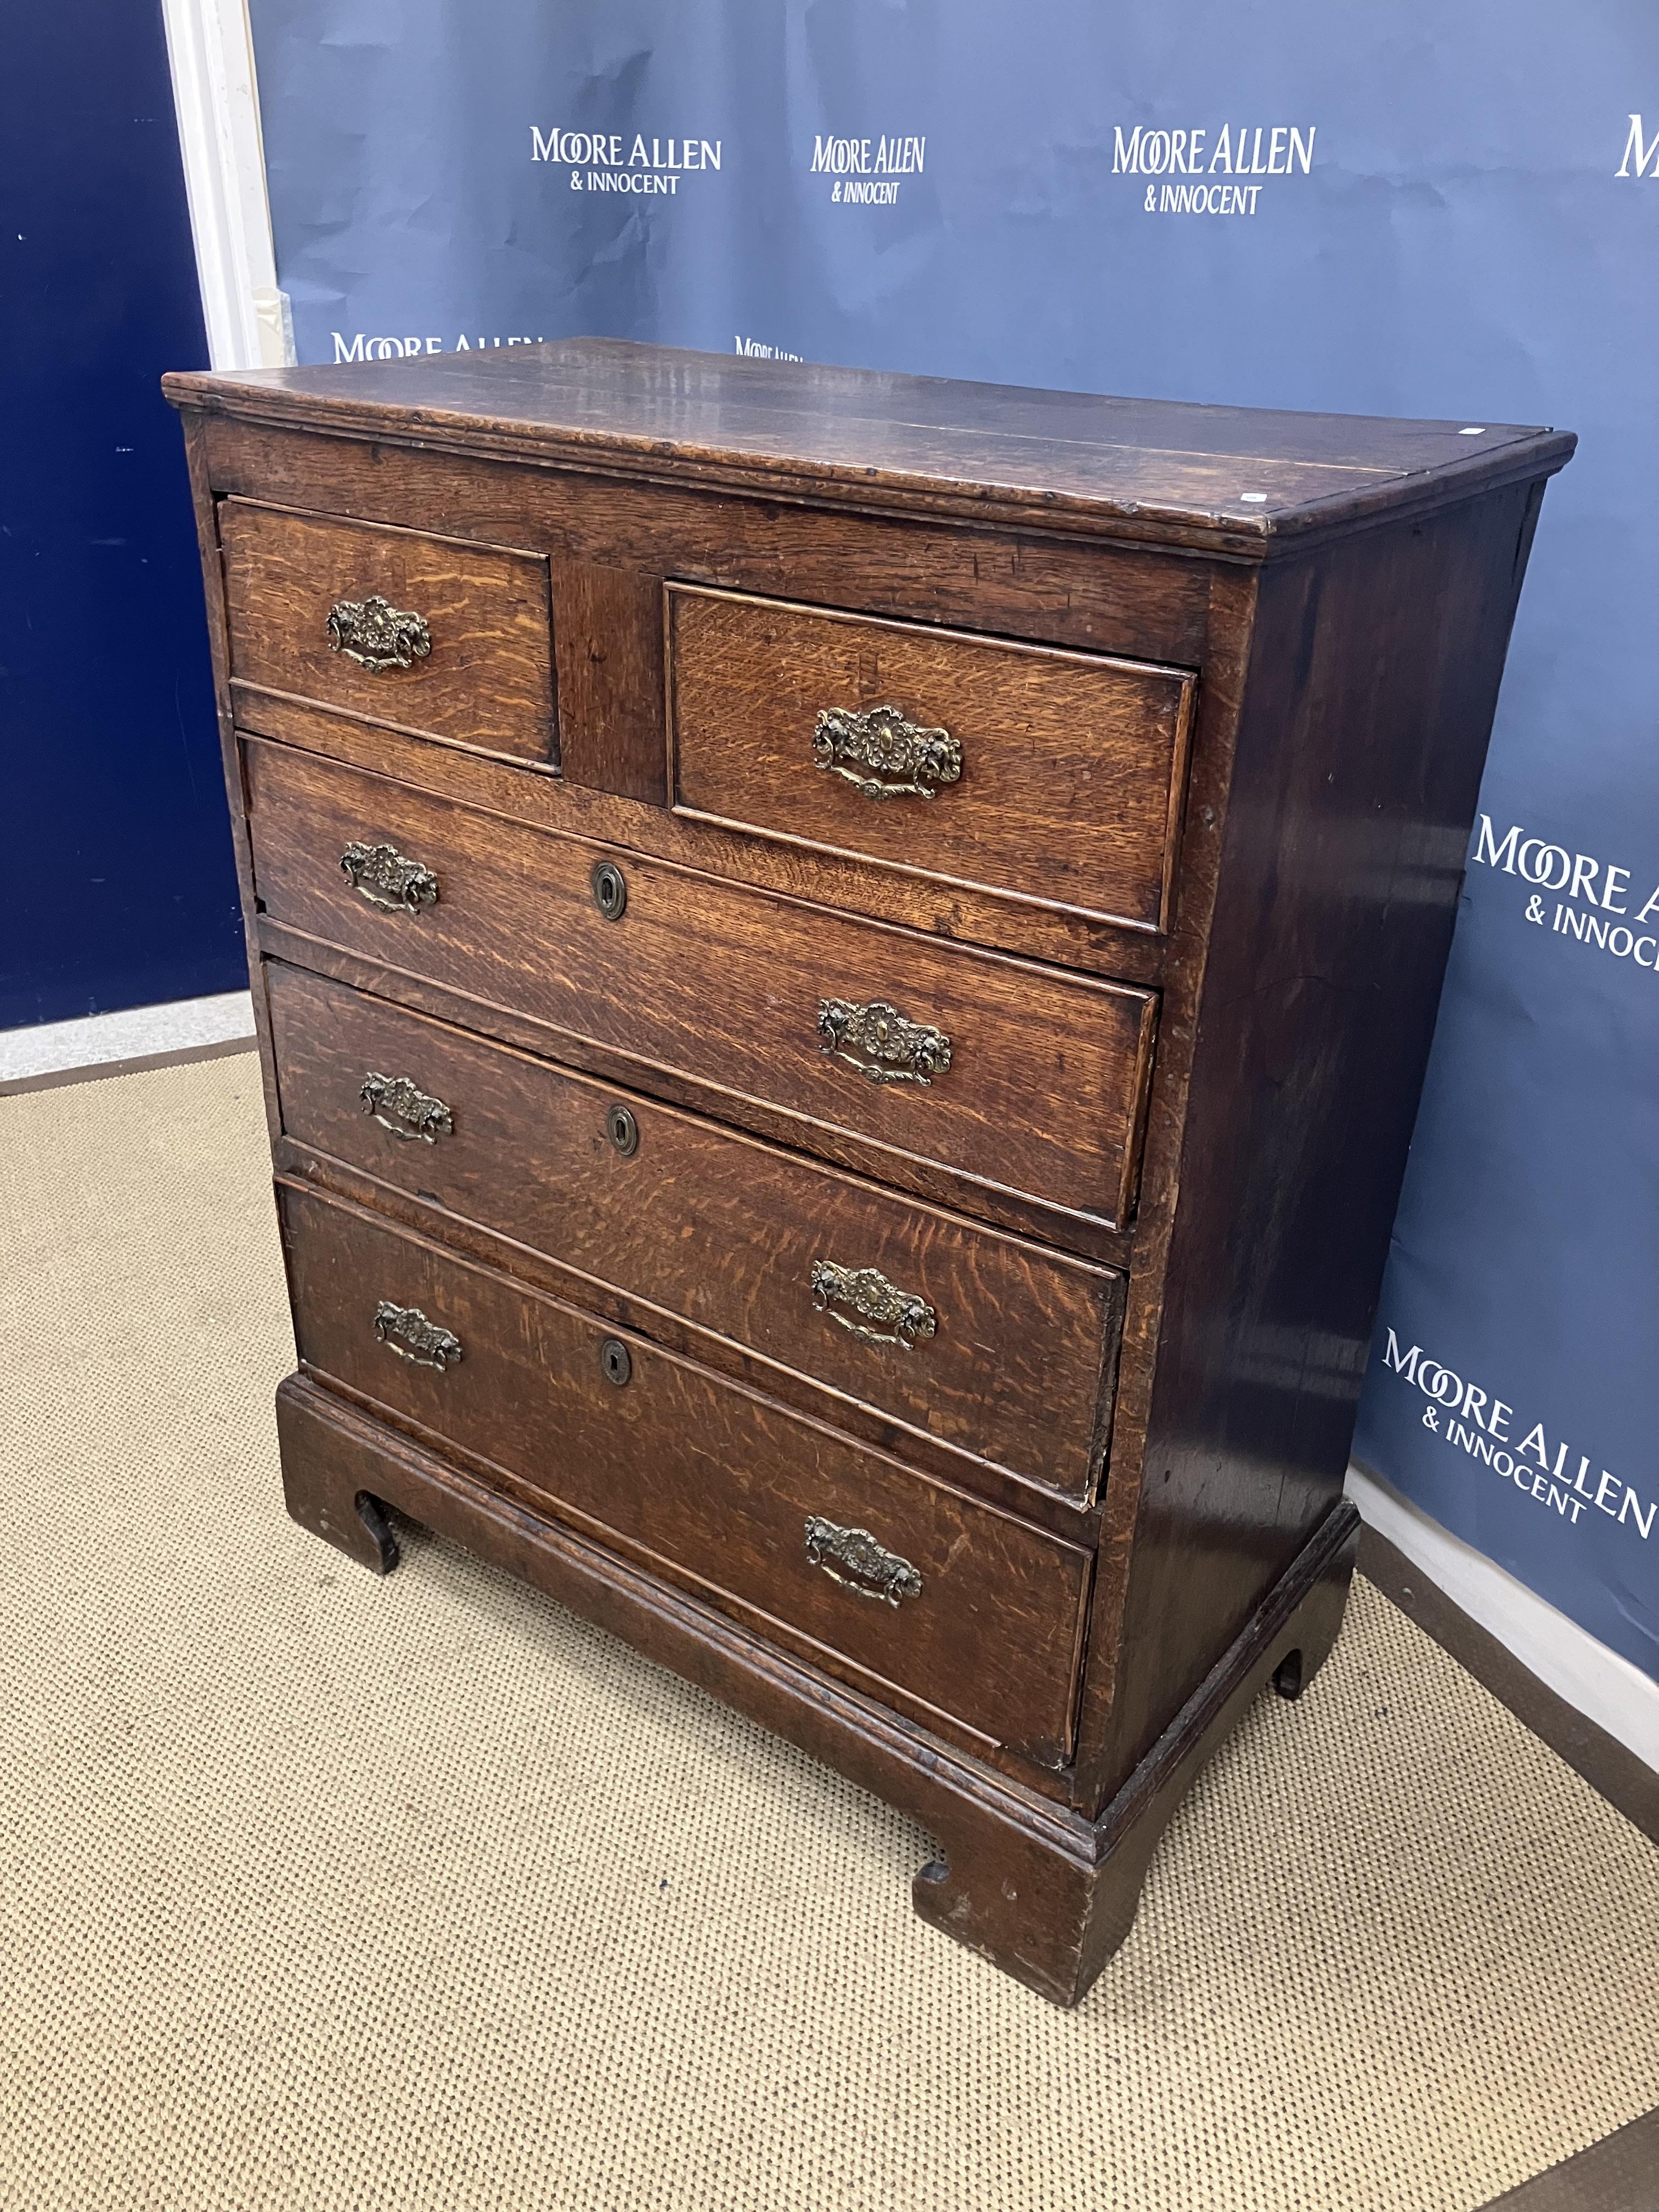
[159,0,292,370]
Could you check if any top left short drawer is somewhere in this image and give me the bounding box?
[219,498,557,769]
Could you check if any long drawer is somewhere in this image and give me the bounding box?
[279,1182,1094,1755]
[245,739,1159,1233]
[267,963,1122,1498]
[668,584,1195,932]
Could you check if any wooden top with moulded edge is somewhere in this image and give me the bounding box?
[162,338,1576,557]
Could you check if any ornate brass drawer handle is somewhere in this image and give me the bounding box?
[811,1259,936,1351]
[326,593,432,672]
[359,1071,453,1144]
[812,704,960,800]
[340,840,439,914]
[817,997,951,1086]
[804,1516,922,1607]
[373,1300,461,1370]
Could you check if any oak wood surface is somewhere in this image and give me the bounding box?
[166,339,1573,554]
[273,1135,1104,1542]
[668,584,1194,932]
[550,558,665,801]
[202,411,1218,815]
[1073,562,1259,1730]
[276,1370,1357,2001]
[220,498,556,766]
[244,737,1159,1234]
[178,419,284,1151]
[261,916,1140,1267]
[1079,482,1554,1802]
[162,344,1575,1998]
[267,960,1124,1499]
[234,686,1175,989]
[200,419,1216,665]
[278,1180,1095,1762]
[914,1495,1359,1999]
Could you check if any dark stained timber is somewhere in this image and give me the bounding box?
[167,337,1571,2001]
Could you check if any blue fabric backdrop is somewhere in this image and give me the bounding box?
[246,0,1659,1684]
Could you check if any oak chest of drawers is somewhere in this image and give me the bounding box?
[165,341,1572,2003]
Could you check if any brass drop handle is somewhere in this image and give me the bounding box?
[812,704,961,800]
[373,1301,461,1371]
[340,840,439,914]
[817,997,951,1087]
[359,1071,453,1144]
[326,594,432,672]
[804,1517,922,1606]
[811,1260,936,1351]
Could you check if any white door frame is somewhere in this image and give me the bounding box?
[160,0,292,369]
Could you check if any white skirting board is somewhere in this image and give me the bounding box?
[1348,1460,1659,1773]
[0,993,256,1084]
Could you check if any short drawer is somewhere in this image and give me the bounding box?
[279,1183,1094,1756]
[220,498,556,765]
[268,962,1124,1498]
[668,585,1195,933]
[245,740,1158,1234]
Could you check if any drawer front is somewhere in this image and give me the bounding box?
[246,741,1158,1231]
[221,498,556,765]
[268,963,1122,1497]
[280,1183,1093,1755]
[668,585,1195,932]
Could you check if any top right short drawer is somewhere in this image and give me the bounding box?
[667,584,1197,934]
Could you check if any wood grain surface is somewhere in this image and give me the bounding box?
[244,738,1160,1233]
[550,558,665,800]
[220,496,556,765]
[202,419,1215,661]
[279,1180,1094,1760]
[267,962,1124,1499]
[162,345,1574,2000]
[668,585,1194,932]
[276,1369,1357,1999]
[166,338,1573,552]
[1079,479,1558,1803]
[205,412,1218,814]
[235,685,1175,989]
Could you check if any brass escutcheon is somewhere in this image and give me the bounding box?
[591,860,628,920]
[605,1103,640,1156]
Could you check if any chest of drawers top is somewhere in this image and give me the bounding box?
[167,336,1565,542]
[165,341,1571,2004]
[165,342,1568,968]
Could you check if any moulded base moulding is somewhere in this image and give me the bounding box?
[273,1372,1359,2006]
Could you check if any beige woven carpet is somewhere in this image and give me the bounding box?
[2,1054,1657,2212]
